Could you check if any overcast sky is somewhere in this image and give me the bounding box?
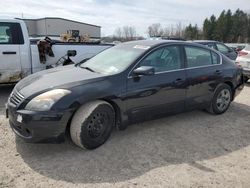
[1,0,250,36]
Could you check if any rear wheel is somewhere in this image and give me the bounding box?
[208,84,232,114]
[70,101,115,149]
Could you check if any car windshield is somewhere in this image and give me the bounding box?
[80,43,149,75]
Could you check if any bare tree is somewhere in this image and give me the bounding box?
[113,26,137,41]
[128,26,136,40]
[147,23,163,37]
[170,24,174,36]
[175,22,183,37]
[123,26,130,40]
[114,27,123,39]
[162,27,170,37]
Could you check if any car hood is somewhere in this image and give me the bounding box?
[16,65,105,97]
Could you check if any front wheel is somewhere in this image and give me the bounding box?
[70,101,115,149]
[208,84,232,114]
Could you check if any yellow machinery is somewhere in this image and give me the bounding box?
[60,30,90,42]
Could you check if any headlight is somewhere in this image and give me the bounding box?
[25,89,71,111]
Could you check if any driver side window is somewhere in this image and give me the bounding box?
[140,45,181,73]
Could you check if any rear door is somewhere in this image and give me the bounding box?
[184,45,222,110]
[0,22,24,83]
[125,45,187,121]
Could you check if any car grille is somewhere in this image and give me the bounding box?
[9,90,25,106]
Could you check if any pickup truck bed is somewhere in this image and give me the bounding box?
[30,42,112,74]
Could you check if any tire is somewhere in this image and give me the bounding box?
[70,100,115,149]
[207,84,232,114]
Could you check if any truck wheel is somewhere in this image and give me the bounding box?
[70,100,115,149]
[207,84,232,114]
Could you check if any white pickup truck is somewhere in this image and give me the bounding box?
[0,19,112,84]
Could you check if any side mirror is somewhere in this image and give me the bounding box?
[67,50,77,57]
[133,66,155,76]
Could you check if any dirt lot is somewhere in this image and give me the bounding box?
[0,83,250,188]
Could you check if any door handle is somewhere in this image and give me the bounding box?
[2,51,17,55]
[215,70,222,75]
[174,78,183,84]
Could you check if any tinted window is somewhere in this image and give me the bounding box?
[185,46,213,68]
[140,46,181,72]
[211,52,220,64]
[0,22,24,44]
[216,43,229,53]
[205,43,216,49]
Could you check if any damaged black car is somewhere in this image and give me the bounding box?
[6,40,244,149]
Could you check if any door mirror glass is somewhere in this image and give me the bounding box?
[133,66,155,76]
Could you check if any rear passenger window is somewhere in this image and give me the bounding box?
[185,46,213,68]
[0,22,24,44]
[211,52,220,64]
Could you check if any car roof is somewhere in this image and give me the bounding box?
[122,40,201,49]
[123,40,180,46]
[192,40,218,43]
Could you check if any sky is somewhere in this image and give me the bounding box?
[1,0,250,37]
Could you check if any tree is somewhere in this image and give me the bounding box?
[202,9,250,42]
[128,26,136,40]
[175,22,184,38]
[231,9,248,42]
[203,18,211,39]
[203,15,217,40]
[147,23,163,37]
[113,26,137,41]
[162,27,170,37]
[114,27,122,39]
[225,9,233,42]
[184,24,199,40]
[214,10,226,41]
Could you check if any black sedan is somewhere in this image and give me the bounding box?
[6,40,244,149]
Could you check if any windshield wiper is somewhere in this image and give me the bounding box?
[81,66,98,73]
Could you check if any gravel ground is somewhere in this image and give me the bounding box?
[0,83,250,188]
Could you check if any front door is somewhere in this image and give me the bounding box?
[125,45,187,122]
[0,22,23,83]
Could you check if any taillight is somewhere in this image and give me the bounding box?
[238,51,248,56]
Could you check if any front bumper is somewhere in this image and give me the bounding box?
[6,103,73,143]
